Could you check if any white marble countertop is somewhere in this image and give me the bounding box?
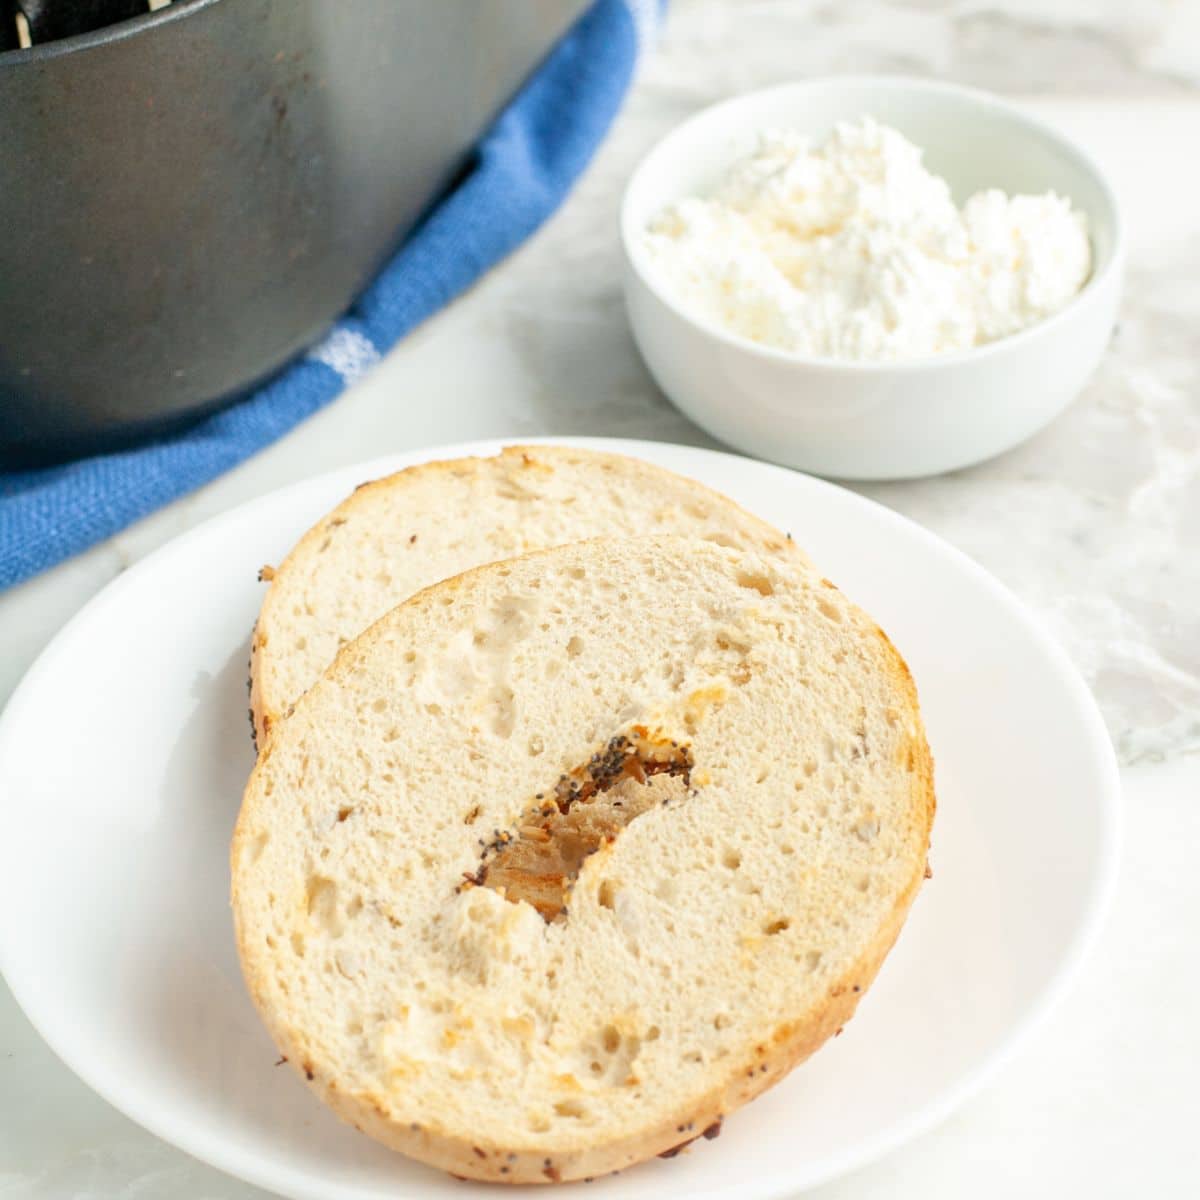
[2,2,1198,1196]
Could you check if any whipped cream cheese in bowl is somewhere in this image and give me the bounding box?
[621,77,1123,480]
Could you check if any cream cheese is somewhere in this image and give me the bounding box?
[643,117,1091,362]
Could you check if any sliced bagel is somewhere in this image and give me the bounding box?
[250,445,807,746]
[232,537,934,1184]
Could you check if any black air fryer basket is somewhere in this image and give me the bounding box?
[0,0,587,460]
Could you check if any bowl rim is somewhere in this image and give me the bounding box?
[620,74,1126,375]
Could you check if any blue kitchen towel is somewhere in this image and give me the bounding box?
[0,0,662,591]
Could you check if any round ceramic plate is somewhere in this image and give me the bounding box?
[0,438,1119,1200]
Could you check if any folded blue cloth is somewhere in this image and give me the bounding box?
[0,0,660,591]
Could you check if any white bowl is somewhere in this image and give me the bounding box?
[621,76,1124,481]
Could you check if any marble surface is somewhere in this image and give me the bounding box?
[2,1,1198,1196]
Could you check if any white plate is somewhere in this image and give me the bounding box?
[0,437,1119,1200]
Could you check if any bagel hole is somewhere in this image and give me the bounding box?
[472,731,694,923]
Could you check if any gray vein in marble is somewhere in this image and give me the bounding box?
[642,0,1200,103]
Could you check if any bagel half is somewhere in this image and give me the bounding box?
[250,445,808,747]
[232,537,934,1183]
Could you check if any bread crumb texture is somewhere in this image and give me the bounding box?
[232,537,933,1183]
[250,445,807,746]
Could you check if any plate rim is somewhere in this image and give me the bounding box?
[0,435,1122,1200]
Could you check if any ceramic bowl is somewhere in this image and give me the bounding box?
[621,76,1124,480]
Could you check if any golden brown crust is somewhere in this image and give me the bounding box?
[236,844,928,1185]
[248,445,808,750]
[233,545,934,1185]
[261,858,926,1186]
